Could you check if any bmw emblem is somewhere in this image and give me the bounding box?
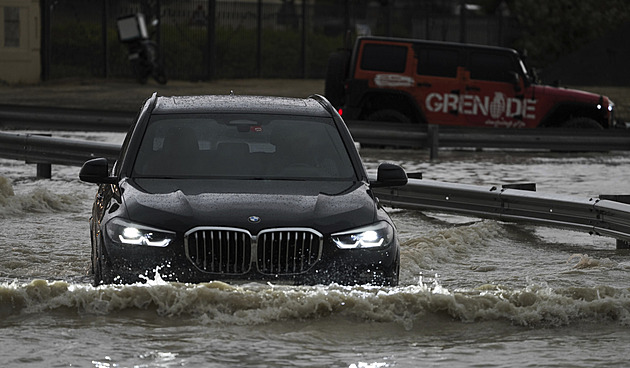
[248,215,261,223]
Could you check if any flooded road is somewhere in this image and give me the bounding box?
[1,132,629,367]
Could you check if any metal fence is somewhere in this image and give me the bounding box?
[41,0,518,81]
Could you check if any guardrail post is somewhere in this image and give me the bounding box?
[427,124,439,160]
[36,162,52,179]
[30,134,52,179]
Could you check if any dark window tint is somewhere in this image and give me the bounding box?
[360,44,408,73]
[469,52,517,83]
[133,114,356,180]
[4,7,20,48]
[416,47,459,78]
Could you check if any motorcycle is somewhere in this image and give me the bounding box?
[116,13,167,85]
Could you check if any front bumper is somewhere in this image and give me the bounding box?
[101,237,400,286]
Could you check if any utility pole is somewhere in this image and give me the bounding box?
[459,0,467,43]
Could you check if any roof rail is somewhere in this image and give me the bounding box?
[308,94,336,116]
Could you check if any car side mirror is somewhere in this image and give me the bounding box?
[371,163,407,188]
[79,158,117,184]
[509,71,521,92]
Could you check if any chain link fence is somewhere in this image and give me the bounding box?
[42,0,518,81]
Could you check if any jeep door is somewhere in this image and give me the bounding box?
[414,44,467,127]
[462,50,537,128]
[347,40,418,123]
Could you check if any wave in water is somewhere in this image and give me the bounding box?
[1,276,628,329]
[0,176,81,217]
[567,253,618,269]
[400,220,505,270]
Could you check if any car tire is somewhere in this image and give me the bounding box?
[148,43,168,85]
[132,61,149,84]
[324,51,350,108]
[383,254,400,286]
[90,229,95,275]
[153,67,167,85]
[368,109,412,124]
[93,236,113,286]
[561,117,603,129]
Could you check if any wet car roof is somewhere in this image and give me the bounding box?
[152,95,331,117]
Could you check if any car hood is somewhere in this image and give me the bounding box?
[533,84,606,104]
[120,178,377,234]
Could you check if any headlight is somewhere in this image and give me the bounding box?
[105,218,175,247]
[332,221,394,249]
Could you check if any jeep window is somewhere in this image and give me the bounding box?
[469,51,518,83]
[416,47,459,78]
[360,44,408,73]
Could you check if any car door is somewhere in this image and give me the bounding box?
[414,44,467,126]
[462,50,536,128]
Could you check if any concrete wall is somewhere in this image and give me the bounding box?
[0,0,40,84]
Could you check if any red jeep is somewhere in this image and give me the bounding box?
[326,36,615,129]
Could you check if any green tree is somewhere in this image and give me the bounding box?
[511,0,630,67]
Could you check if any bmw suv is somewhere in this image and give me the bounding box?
[79,93,407,286]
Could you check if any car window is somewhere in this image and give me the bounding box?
[132,114,357,180]
[416,47,459,78]
[469,51,517,83]
[360,43,408,73]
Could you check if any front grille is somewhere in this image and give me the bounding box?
[257,229,323,275]
[185,228,252,274]
[185,227,323,276]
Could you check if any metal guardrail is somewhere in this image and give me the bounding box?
[1,105,629,153]
[346,120,630,153]
[1,131,630,248]
[0,105,132,132]
[372,178,630,247]
[0,131,120,166]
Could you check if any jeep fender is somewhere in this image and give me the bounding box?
[538,102,607,128]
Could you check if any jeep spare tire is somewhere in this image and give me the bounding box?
[324,51,350,108]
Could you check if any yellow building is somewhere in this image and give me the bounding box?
[0,0,40,83]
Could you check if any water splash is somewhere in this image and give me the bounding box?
[400,220,504,276]
[0,176,15,204]
[0,176,80,217]
[568,254,617,269]
[0,277,628,329]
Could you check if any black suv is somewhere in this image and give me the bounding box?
[79,94,407,286]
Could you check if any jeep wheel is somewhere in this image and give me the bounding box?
[561,117,603,129]
[368,109,412,124]
[324,51,350,108]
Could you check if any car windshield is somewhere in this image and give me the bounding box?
[132,114,357,180]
